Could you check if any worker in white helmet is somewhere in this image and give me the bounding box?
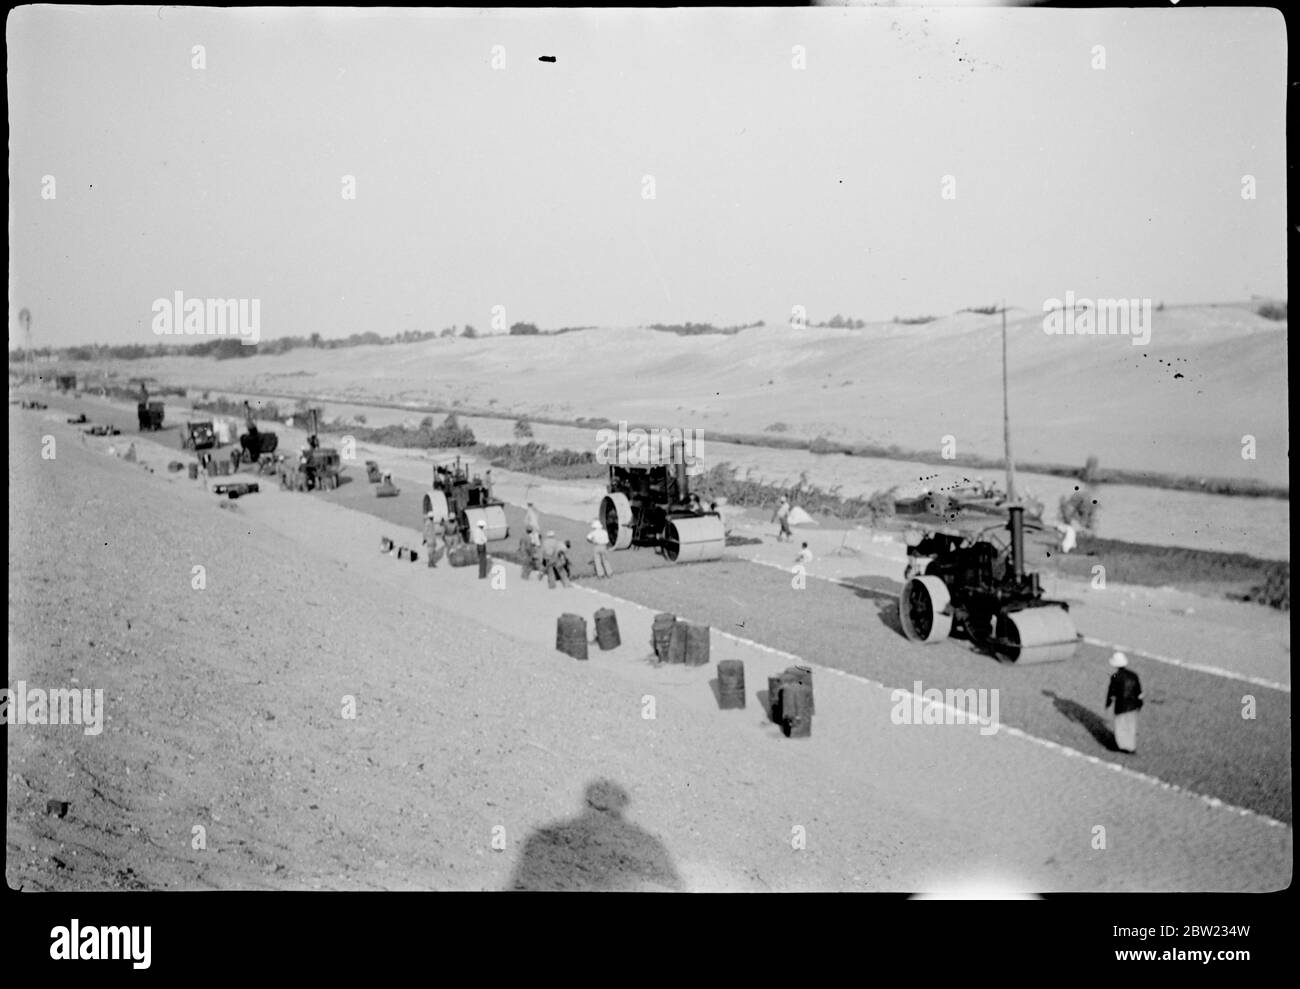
[473,519,489,579]
[1104,652,1143,754]
[586,519,612,578]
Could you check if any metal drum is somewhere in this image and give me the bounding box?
[594,608,621,650]
[557,613,589,660]
[994,607,1079,664]
[683,623,710,666]
[422,489,449,523]
[664,515,725,563]
[651,613,675,661]
[717,660,745,710]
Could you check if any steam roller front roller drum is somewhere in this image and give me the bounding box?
[600,492,634,550]
[663,514,726,564]
[994,606,1079,664]
[899,575,953,644]
[464,506,509,542]
[422,489,449,523]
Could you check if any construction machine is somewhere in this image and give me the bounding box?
[282,407,341,491]
[598,439,725,564]
[899,504,1078,664]
[422,455,508,542]
[181,420,217,451]
[237,400,279,466]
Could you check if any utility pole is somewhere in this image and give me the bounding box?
[1001,302,1018,504]
[18,308,32,386]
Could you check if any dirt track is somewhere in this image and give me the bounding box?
[7,404,1292,891]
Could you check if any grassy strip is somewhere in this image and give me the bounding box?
[194,385,1285,499]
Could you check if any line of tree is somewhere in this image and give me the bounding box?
[811,314,867,329]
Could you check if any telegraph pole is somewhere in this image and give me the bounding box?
[19,308,32,386]
[1001,302,1018,504]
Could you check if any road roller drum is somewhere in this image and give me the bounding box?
[899,575,954,644]
[993,606,1079,665]
[663,514,725,563]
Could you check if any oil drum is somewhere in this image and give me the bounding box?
[557,613,588,660]
[782,679,813,738]
[683,623,710,667]
[667,621,689,664]
[594,608,621,650]
[717,660,745,710]
[651,613,676,661]
[187,462,199,480]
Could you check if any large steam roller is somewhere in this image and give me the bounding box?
[993,607,1079,665]
[663,513,726,564]
[899,575,953,644]
[422,489,449,522]
[599,492,635,550]
[464,505,509,542]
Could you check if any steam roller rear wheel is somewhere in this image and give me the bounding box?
[600,493,633,550]
[994,607,1078,664]
[663,514,725,563]
[423,490,449,524]
[900,575,953,643]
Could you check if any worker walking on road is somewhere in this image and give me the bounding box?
[1105,652,1143,754]
[474,519,489,578]
[773,495,793,542]
[586,520,613,578]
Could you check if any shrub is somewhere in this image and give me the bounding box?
[1257,302,1287,321]
[514,418,534,440]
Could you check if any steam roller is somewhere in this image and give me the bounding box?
[600,449,725,565]
[900,504,1079,665]
[424,454,510,544]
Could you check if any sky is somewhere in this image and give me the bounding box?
[7,5,1288,348]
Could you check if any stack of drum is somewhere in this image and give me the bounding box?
[187,463,199,480]
[659,618,710,666]
[594,608,621,650]
[556,613,589,660]
[448,545,477,567]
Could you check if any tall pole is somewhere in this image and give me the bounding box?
[1001,302,1017,503]
[19,308,32,386]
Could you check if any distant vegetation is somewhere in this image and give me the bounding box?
[961,305,1002,316]
[1257,301,1287,321]
[811,314,867,329]
[646,321,760,336]
[892,314,939,325]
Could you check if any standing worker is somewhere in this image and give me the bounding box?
[1104,652,1143,754]
[772,495,793,543]
[586,520,613,578]
[525,501,540,535]
[423,511,444,568]
[540,530,561,588]
[474,519,489,579]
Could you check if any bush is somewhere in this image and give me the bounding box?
[514,418,534,440]
[509,322,541,335]
[765,422,789,432]
[461,325,478,339]
[1257,302,1287,321]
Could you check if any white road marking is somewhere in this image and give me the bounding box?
[579,576,1290,832]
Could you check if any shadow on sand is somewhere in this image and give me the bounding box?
[507,779,685,892]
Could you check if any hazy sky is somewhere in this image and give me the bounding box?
[8,5,1287,347]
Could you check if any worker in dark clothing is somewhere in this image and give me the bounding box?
[1104,651,1143,754]
[474,519,489,578]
